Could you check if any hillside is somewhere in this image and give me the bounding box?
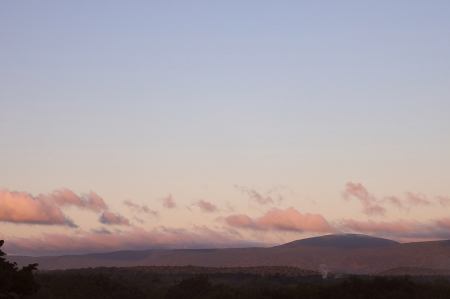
[7,234,450,274]
[378,267,450,276]
[277,234,399,249]
[45,265,319,277]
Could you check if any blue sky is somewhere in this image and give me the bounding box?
[1,1,450,255]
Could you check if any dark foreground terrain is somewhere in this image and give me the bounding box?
[29,265,450,299]
[10,234,450,274]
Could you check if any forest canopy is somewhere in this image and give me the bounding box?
[0,240,39,298]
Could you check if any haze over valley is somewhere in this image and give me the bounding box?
[7,234,450,275]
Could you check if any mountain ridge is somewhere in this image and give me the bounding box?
[276,234,399,249]
[6,234,450,274]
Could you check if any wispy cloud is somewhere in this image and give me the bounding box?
[90,227,112,235]
[225,201,235,212]
[438,196,450,207]
[405,192,431,206]
[1,227,265,255]
[133,216,144,224]
[225,207,338,233]
[234,185,283,205]
[340,217,450,241]
[225,214,255,229]
[342,182,386,216]
[342,182,439,216]
[160,195,176,209]
[193,200,218,213]
[123,199,158,216]
[49,189,108,213]
[340,219,421,234]
[0,189,77,227]
[99,212,130,226]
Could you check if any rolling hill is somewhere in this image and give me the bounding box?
[7,234,450,274]
[277,234,399,249]
[377,266,450,276]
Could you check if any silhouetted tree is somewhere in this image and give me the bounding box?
[0,240,39,298]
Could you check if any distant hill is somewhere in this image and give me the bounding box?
[46,265,320,277]
[7,234,450,274]
[378,267,450,276]
[277,234,399,249]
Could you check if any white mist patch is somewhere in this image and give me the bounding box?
[319,263,328,279]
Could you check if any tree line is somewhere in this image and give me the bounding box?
[4,240,450,299]
[29,271,450,299]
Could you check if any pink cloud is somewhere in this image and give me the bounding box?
[438,196,450,207]
[193,225,236,244]
[48,189,108,213]
[384,193,434,211]
[161,195,176,209]
[342,182,386,216]
[405,192,431,206]
[123,200,158,216]
[234,185,282,205]
[256,207,338,233]
[225,201,235,212]
[339,218,450,241]
[225,214,255,229]
[99,212,130,226]
[193,200,218,213]
[1,227,263,255]
[0,189,76,227]
[342,182,443,214]
[430,218,450,230]
[225,207,338,233]
[385,196,404,209]
[340,219,420,234]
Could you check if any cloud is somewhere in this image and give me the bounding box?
[405,192,431,206]
[384,193,434,211]
[1,227,265,255]
[438,196,450,207]
[225,207,338,233]
[342,182,441,215]
[48,189,108,213]
[99,212,130,226]
[160,195,176,209]
[340,219,421,234]
[225,201,235,212]
[0,187,111,226]
[0,189,77,227]
[385,196,404,209]
[342,182,386,216]
[90,227,112,235]
[225,214,255,229]
[133,216,144,224]
[193,225,238,244]
[234,185,283,205]
[340,218,450,241]
[430,218,450,230]
[193,200,218,213]
[123,199,158,216]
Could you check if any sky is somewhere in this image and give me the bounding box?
[1,1,450,256]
